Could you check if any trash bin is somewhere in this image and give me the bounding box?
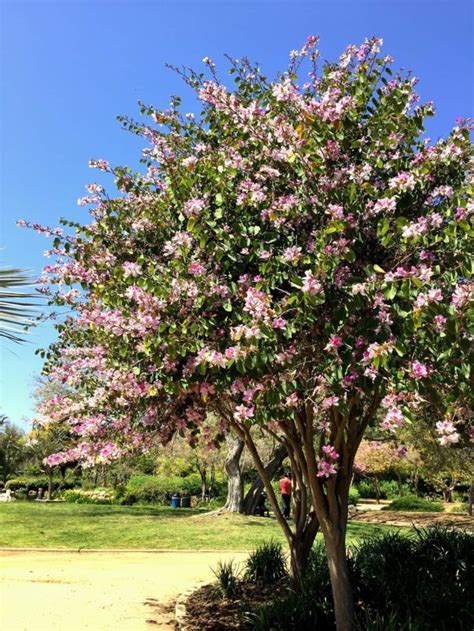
[180,495,191,508]
[171,494,181,508]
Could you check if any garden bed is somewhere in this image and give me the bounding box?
[182,579,289,630]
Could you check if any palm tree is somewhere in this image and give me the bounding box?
[0,268,39,343]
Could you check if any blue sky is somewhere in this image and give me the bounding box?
[1,0,472,429]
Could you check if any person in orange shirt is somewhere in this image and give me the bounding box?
[279,471,292,518]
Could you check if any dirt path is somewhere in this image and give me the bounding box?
[355,510,474,530]
[0,550,248,631]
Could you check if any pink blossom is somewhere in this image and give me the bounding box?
[282,246,302,263]
[410,360,430,379]
[302,270,323,296]
[380,406,404,432]
[183,198,206,218]
[433,314,447,331]
[188,261,205,276]
[316,459,337,478]
[322,445,339,460]
[372,197,396,215]
[272,317,287,330]
[224,346,239,360]
[326,204,344,220]
[285,392,299,407]
[122,261,142,278]
[233,404,255,422]
[436,420,460,446]
[324,335,343,351]
[321,395,339,409]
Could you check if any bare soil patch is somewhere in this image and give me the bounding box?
[183,579,289,630]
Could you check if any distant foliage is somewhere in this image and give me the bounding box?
[384,494,444,512]
[120,474,227,505]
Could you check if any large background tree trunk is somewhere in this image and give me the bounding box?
[242,443,287,515]
[223,433,244,512]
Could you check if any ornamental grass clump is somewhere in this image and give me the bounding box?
[212,559,240,599]
[244,540,288,584]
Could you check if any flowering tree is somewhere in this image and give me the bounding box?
[25,37,473,629]
[354,439,407,501]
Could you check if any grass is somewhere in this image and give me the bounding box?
[0,503,401,550]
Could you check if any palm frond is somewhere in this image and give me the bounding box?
[0,268,41,343]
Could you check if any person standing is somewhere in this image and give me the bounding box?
[279,471,292,518]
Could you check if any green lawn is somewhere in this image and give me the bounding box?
[0,503,402,550]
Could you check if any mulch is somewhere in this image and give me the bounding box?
[182,578,289,630]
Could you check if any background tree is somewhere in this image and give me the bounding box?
[0,419,27,483]
[353,439,406,502]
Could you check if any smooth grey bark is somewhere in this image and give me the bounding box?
[47,468,53,501]
[242,443,287,515]
[223,433,245,512]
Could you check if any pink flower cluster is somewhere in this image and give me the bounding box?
[435,420,460,446]
[317,445,339,478]
[301,270,323,296]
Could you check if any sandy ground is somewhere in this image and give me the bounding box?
[0,551,248,631]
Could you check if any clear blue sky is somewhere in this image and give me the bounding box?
[1,0,472,429]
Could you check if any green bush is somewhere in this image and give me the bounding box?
[248,528,474,630]
[379,480,401,499]
[355,479,376,499]
[348,487,360,506]
[384,494,443,512]
[120,474,227,505]
[355,479,410,500]
[63,488,115,504]
[244,541,288,584]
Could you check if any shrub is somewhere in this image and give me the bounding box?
[212,559,240,599]
[384,494,443,512]
[120,474,227,505]
[355,479,375,499]
[355,479,410,500]
[379,480,401,499]
[348,487,360,506]
[244,541,287,585]
[248,528,474,630]
[63,488,115,504]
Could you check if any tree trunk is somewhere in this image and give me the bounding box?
[468,480,473,517]
[373,477,380,503]
[223,433,244,512]
[198,466,207,502]
[397,473,403,496]
[324,531,354,631]
[242,443,287,515]
[47,468,53,501]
